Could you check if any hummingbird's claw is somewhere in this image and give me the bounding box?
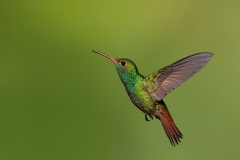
[150,115,153,120]
[145,114,153,122]
[145,114,150,122]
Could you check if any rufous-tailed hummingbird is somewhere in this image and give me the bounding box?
[92,50,213,146]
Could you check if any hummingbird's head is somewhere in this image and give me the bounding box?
[114,58,139,75]
[93,50,141,86]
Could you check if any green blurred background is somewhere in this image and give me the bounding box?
[0,0,239,160]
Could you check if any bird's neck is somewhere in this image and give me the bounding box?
[117,70,144,93]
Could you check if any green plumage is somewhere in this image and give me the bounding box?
[115,58,156,114]
[93,50,213,146]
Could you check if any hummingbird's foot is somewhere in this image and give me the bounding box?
[150,115,153,120]
[145,114,150,122]
[145,114,153,122]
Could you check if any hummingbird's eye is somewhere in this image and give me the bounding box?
[121,61,126,66]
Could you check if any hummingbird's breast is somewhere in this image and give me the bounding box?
[117,70,156,115]
[125,81,156,115]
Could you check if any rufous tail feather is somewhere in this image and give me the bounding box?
[155,102,183,146]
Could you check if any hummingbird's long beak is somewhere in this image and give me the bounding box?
[92,50,118,63]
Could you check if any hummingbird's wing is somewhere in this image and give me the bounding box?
[145,52,213,101]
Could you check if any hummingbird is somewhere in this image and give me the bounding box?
[92,50,213,146]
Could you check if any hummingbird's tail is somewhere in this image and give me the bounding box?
[155,101,183,146]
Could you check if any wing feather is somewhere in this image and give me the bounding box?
[146,52,213,101]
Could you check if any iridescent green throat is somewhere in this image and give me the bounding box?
[115,64,144,93]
